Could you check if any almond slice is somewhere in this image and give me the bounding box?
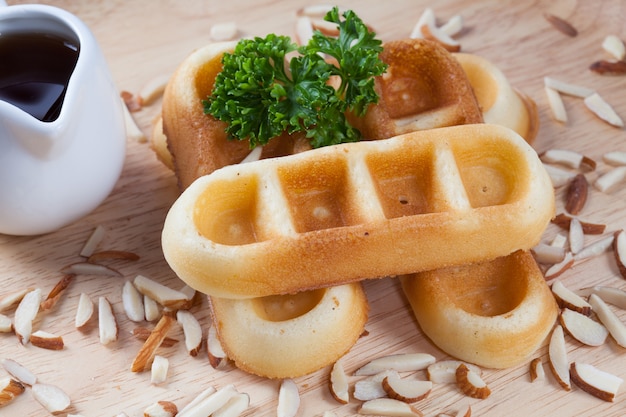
[32,383,71,414]
[382,373,432,403]
[455,363,490,399]
[0,314,11,333]
[529,358,545,382]
[0,377,25,407]
[210,22,238,42]
[75,292,94,329]
[548,325,571,390]
[544,13,577,37]
[2,358,37,386]
[602,35,626,60]
[543,77,594,98]
[329,360,349,404]
[122,280,145,322]
[30,330,64,350]
[589,60,626,75]
[296,4,337,17]
[420,24,461,52]
[584,92,624,127]
[427,360,482,384]
[568,217,585,254]
[277,379,300,417]
[177,386,217,415]
[122,97,146,143]
[212,392,250,417]
[150,355,169,385]
[358,398,424,417]
[603,151,626,166]
[207,324,228,369]
[355,353,436,376]
[565,175,588,215]
[594,166,626,193]
[614,230,626,279]
[552,213,606,234]
[133,275,190,309]
[588,294,626,348]
[87,250,140,263]
[144,400,178,417]
[541,149,587,169]
[132,327,179,347]
[40,274,74,311]
[410,8,435,38]
[98,297,118,345]
[79,225,105,257]
[552,232,568,248]
[544,252,574,280]
[542,163,577,188]
[552,280,592,315]
[61,262,121,277]
[573,235,614,261]
[131,314,175,372]
[177,310,203,356]
[570,362,623,402]
[589,286,626,310]
[354,370,397,401]
[144,295,161,322]
[13,288,42,344]
[532,243,566,264]
[544,86,567,122]
[0,287,32,313]
[439,14,463,37]
[559,308,609,346]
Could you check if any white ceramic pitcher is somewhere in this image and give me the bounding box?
[0,4,126,235]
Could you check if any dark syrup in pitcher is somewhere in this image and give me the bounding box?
[0,32,79,122]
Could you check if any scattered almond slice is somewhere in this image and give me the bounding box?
[13,288,42,344]
[30,330,64,350]
[61,262,122,277]
[544,86,567,122]
[532,243,566,264]
[122,97,147,142]
[177,310,203,356]
[544,252,574,280]
[354,370,397,401]
[454,404,472,417]
[594,166,626,193]
[296,4,337,17]
[584,92,624,127]
[568,218,585,254]
[548,325,571,390]
[588,294,626,348]
[132,327,178,347]
[87,250,140,263]
[329,359,349,404]
[144,400,178,417]
[40,274,74,311]
[590,60,626,75]
[0,377,25,407]
[573,235,614,261]
[133,275,190,309]
[383,373,432,403]
[139,74,170,106]
[529,358,545,382]
[75,292,94,329]
[570,362,623,402]
[552,280,592,315]
[543,77,594,98]
[0,314,11,333]
[603,151,626,166]
[455,363,490,399]
[589,286,626,310]
[79,225,106,257]
[310,18,340,36]
[131,314,175,372]
[427,360,482,384]
[541,149,594,170]
[207,324,228,369]
[602,35,626,60]
[210,22,238,42]
[552,232,568,248]
[544,13,577,37]
[0,287,32,313]
[552,213,606,235]
[439,14,463,37]
[565,174,588,215]
[420,24,461,52]
[277,379,300,417]
[32,383,71,414]
[177,386,217,415]
[358,398,424,417]
[150,355,169,385]
[121,90,142,112]
[212,392,250,417]
[355,353,436,376]
[542,163,577,188]
[122,280,145,322]
[99,297,118,345]
[295,16,315,45]
[2,359,37,386]
[559,308,609,346]
[144,294,161,322]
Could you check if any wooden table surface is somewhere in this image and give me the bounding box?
[1,0,625,416]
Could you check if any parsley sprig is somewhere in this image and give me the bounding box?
[205,7,387,148]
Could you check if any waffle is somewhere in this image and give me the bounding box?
[161,123,555,299]
[400,250,558,369]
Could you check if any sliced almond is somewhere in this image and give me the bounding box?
[358,398,424,417]
[177,310,203,356]
[594,166,626,193]
[570,362,623,402]
[603,151,626,166]
[542,163,577,188]
[354,370,397,401]
[568,218,585,254]
[532,243,566,264]
[75,292,94,329]
[98,297,118,345]
[588,294,626,348]
[122,280,145,322]
[552,213,606,234]
[212,392,250,417]
[144,400,178,417]
[177,386,217,415]
[551,232,569,248]
[454,404,472,417]
[133,275,190,309]
[210,22,238,42]
[589,286,626,310]
[559,308,609,346]
[420,24,461,52]
[573,235,614,261]
[2,359,36,386]
[544,13,577,37]
[131,314,175,372]
[0,314,11,333]
[543,77,594,98]
[589,60,626,75]
[427,360,482,384]
[122,97,146,142]
[61,262,121,277]
[0,288,32,313]
[544,252,574,280]
[79,225,105,257]
[544,86,567,123]
[32,383,71,414]
[529,358,545,382]
[439,14,463,37]
[355,353,436,376]
[144,294,161,322]
[295,16,314,45]
[121,90,142,112]
[0,376,25,407]
[40,274,74,311]
[584,92,624,127]
[139,74,171,106]
[565,175,588,215]
[602,35,626,60]
[30,330,64,350]
[383,373,432,403]
[541,149,585,169]
[207,324,228,369]
[87,250,140,263]
[329,359,349,404]
[277,378,300,417]
[150,355,169,385]
[552,280,592,315]
[310,18,340,37]
[614,230,626,279]
[548,324,571,390]
[455,363,490,399]
[13,288,42,344]
[132,327,179,347]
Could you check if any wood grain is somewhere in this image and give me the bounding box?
[1,0,625,416]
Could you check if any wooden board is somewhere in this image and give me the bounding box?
[1,0,625,415]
